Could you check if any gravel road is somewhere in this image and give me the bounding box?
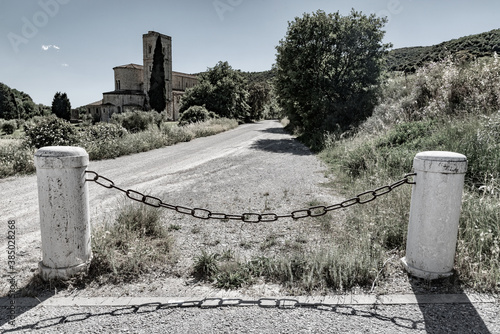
[1,120,498,333]
[1,120,340,296]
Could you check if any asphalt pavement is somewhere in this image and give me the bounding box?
[1,293,498,333]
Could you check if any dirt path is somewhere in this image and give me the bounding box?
[1,120,341,296]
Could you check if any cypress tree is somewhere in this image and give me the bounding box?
[148,36,167,112]
[52,92,71,120]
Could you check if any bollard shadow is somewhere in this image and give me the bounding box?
[408,274,492,333]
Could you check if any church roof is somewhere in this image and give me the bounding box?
[172,71,198,78]
[113,63,143,70]
[86,100,103,106]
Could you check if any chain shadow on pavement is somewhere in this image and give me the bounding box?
[1,299,427,333]
[409,276,492,333]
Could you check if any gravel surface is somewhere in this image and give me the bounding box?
[2,120,344,298]
[1,120,498,333]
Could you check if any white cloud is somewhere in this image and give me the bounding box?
[41,44,61,51]
[61,63,69,67]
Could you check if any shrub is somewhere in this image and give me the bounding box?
[112,110,156,133]
[24,116,78,148]
[1,120,17,135]
[377,120,435,148]
[80,123,128,142]
[0,140,35,178]
[178,105,217,126]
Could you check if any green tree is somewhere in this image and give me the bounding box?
[0,83,20,120]
[148,35,167,112]
[52,92,71,120]
[275,9,390,148]
[0,83,43,120]
[180,61,250,122]
[247,82,271,121]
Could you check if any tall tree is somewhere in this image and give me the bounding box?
[148,35,167,112]
[52,92,71,120]
[247,82,271,121]
[0,83,20,120]
[275,9,390,148]
[180,61,250,121]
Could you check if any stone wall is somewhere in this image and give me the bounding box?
[172,72,198,91]
[114,65,143,91]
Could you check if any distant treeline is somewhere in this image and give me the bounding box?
[242,29,500,82]
[386,28,500,72]
[0,82,49,120]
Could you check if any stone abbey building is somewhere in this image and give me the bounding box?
[86,31,198,122]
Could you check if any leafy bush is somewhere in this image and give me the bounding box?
[24,116,78,148]
[178,105,217,126]
[112,110,156,133]
[80,123,127,142]
[161,123,194,143]
[377,120,435,148]
[1,120,17,135]
[0,140,35,178]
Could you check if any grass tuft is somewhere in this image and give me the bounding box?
[90,202,175,283]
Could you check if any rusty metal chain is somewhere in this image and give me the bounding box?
[85,170,416,223]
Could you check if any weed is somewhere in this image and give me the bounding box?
[168,223,182,231]
[214,262,250,289]
[190,226,202,234]
[192,250,219,281]
[260,234,279,250]
[90,202,175,283]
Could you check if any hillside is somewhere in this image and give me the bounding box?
[386,28,500,72]
[240,29,500,82]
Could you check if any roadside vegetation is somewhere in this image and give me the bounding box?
[90,202,177,283]
[0,113,238,178]
[318,56,500,292]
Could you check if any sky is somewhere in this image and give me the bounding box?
[1,0,499,108]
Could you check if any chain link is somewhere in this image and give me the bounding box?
[85,171,416,222]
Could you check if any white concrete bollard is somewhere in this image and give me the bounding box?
[401,151,467,280]
[34,146,92,280]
